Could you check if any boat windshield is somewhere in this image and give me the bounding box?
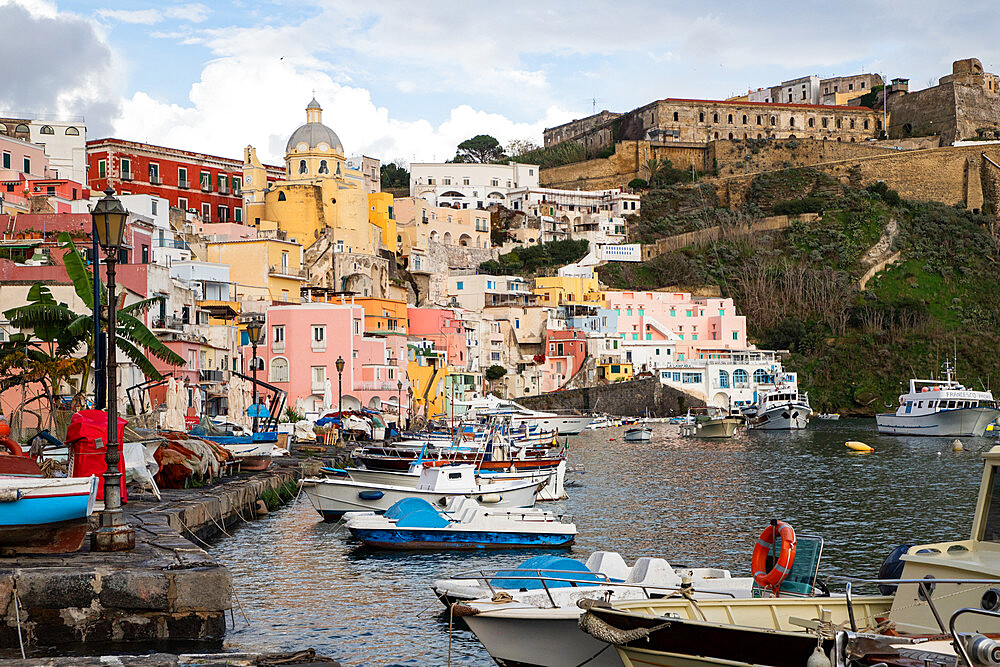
[980,465,1000,542]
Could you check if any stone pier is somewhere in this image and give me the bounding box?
[0,467,298,654]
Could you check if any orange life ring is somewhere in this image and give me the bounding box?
[0,437,24,457]
[751,521,796,592]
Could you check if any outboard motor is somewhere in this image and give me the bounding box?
[961,634,1000,665]
[876,544,912,595]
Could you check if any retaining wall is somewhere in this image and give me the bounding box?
[517,377,703,417]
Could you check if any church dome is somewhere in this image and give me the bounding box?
[285,98,343,154]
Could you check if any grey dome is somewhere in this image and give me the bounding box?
[285,122,343,154]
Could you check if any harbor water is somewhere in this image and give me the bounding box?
[209,418,985,665]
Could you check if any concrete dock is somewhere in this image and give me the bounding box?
[0,467,299,654]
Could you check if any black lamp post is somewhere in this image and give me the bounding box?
[91,188,135,552]
[397,379,403,432]
[245,316,263,433]
[335,356,345,442]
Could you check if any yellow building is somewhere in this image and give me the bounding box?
[533,275,605,307]
[407,344,448,423]
[204,238,306,305]
[242,99,394,257]
[597,361,633,383]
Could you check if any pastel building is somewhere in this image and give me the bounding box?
[263,303,406,414]
[447,275,536,310]
[410,162,540,209]
[394,197,491,255]
[407,307,469,369]
[204,238,306,306]
[540,329,588,392]
[656,349,794,411]
[604,291,747,361]
[533,275,605,308]
[1,115,87,183]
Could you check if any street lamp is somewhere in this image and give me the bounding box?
[397,379,403,432]
[335,356,345,442]
[90,188,134,552]
[245,316,263,433]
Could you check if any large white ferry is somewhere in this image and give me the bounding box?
[876,363,999,436]
[742,385,811,430]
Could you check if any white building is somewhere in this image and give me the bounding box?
[410,162,540,209]
[657,349,796,410]
[749,75,821,105]
[169,261,234,302]
[23,117,87,183]
[446,274,536,311]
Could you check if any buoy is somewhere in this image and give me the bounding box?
[846,441,874,453]
[952,439,964,452]
[609,437,615,442]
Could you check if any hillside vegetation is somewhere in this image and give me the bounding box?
[600,171,1000,414]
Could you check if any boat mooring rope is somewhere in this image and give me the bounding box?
[13,578,26,659]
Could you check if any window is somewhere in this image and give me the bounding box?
[281,251,289,269]
[2,152,9,169]
[273,325,285,343]
[849,83,854,91]
[298,160,307,174]
[490,179,499,186]
[719,370,730,388]
[756,115,762,125]
[673,112,679,121]
[864,119,870,130]
[753,369,770,384]
[149,162,159,183]
[456,281,463,290]
[234,208,242,222]
[742,114,748,124]
[120,158,131,178]
[23,157,30,173]
[733,331,739,340]
[178,197,187,210]
[270,358,289,382]
[443,178,451,185]
[151,199,158,216]
[201,202,210,220]
[200,171,210,189]
[808,118,815,128]
[699,112,705,122]
[178,167,187,186]
[217,173,227,191]
[141,245,149,263]
[65,126,80,135]
[822,118,828,128]
[39,125,54,135]
[733,369,749,384]
[713,113,719,123]
[217,205,228,222]
[312,325,325,342]
[770,116,776,126]
[312,365,326,385]
[319,160,329,174]
[789,117,795,127]
[727,114,733,123]
[861,81,866,89]
[97,159,106,178]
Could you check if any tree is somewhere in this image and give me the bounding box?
[455,135,505,163]
[380,161,409,189]
[1,233,184,416]
[505,138,540,159]
[485,365,508,381]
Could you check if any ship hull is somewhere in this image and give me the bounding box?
[876,406,1000,437]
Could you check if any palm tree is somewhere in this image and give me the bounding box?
[2,232,183,415]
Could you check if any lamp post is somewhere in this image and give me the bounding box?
[245,316,263,433]
[91,188,135,552]
[397,379,403,432]
[335,356,345,442]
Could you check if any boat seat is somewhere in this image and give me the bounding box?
[626,558,681,587]
[752,534,824,597]
[585,551,630,582]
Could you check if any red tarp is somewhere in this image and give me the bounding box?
[67,409,128,503]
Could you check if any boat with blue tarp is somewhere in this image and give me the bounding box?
[344,496,577,549]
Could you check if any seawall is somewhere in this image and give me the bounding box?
[517,377,703,417]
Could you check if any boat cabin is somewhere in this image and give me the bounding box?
[415,464,479,492]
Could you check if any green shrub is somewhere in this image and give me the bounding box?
[772,197,827,216]
[628,178,648,190]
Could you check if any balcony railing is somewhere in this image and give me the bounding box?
[178,179,190,189]
[232,186,241,196]
[218,185,229,195]
[199,370,225,383]
[152,315,184,330]
[201,182,212,193]
[356,381,398,391]
[269,265,307,279]
[121,172,133,181]
[150,175,162,185]
[311,381,327,393]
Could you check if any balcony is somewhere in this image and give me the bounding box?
[178,179,190,189]
[150,175,162,185]
[311,339,326,352]
[199,369,225,383]
[121,172,133,181]
[356,381,398,391]
[201,182,212,193]
[232,186,241,196]
[218,185,229,195]
[269,265,307,279]
[311,380,327,393]
[151,315,184,330]
[272,340,285,354]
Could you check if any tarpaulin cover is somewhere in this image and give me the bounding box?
[67,409,128,502]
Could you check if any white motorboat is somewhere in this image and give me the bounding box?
[461,396,593,435]
[743,385,810,430]
[815,413,840,420]
[444,552,753,667]
[300,463,541,519]
[345,459,568,501]
[585,415,617,430]
[876,362,999,436]
[344,496,576,549]
[623,424,652,442]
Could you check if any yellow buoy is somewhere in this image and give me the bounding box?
[846,441,874,453]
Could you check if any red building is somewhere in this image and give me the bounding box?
[86,138,283,224]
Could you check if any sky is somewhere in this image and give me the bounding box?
[2,0,1000,166]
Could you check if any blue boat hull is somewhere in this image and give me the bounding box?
[0,493,95,526]
[348,527,575,550]
[0,478,98,554]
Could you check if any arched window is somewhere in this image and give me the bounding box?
[14,124,29,134]
[673,111,679,121]
[836,118,842,129]
[753,369,769,385]
[718,370,730,388]
[714,132,719,139]
[270,357,289,383]
[808,117,815,128]
[756,115,762,125]
[733,368,749,385]
[822,118,828,128]
[318,160,329,174]
[742,114,748,124]
[65,126,80,136]
[699,112,705,122]
[864,119,870,130]
[788,134,796,139]
[728,132,734,140]
[770,116,776,126]
[39,125,54,135]
[277,191,286,201]
[850,137,856,142]
[727,114,733,123]
[298,159,307,174]
[713,113,719,123]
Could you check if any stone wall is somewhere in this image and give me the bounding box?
[640,213,818,260]
[709,137,901,177]
[517,377,703,417]
[408,243,498,305]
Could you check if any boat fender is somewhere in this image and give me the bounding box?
[845,441,874,453]
[0,437,23,457]
[255,499,269,516]
[478,493,502,504]
[805,645,831,667]
[953,439,964,452]
[358,490,384,500]
[0,489,21,502]
[876,544,912,595]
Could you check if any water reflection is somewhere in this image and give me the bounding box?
[210,419,986,665]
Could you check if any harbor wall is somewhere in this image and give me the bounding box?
[0,467,298,652]
[516,377,703,417]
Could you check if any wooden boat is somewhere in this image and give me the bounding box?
[345,496,576,549]
[679,408,740,438]
[623,426,651,442]
[0,474,99,555]
[300,463,542,519]
[198,432,276,471]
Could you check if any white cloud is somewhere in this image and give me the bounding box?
[112,56,575,164]
[164,3,210,23]
[97,8,162,24]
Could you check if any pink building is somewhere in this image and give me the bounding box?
[24,177,90,213]
[540,329,588,393]
[263,303,406,414]
[407,307,470,369]
[605,291,747,360]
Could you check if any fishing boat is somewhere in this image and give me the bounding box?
[344,496,576,549]
[578,445,1000,667]
[0,474,99,555]
[876,362,1000,436]
[585,415,617,430]
[623,423,652,442]
[461,396,593,435]
[679,407,741,438]
[300,463,541,519]
[743,385,811,430]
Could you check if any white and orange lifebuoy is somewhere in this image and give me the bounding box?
[0,437,24,457]
[751,521,797,592]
